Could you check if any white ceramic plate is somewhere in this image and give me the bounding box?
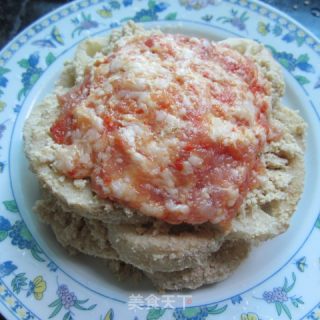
[1,1,320,319]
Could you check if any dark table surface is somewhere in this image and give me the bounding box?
[0,0,319,319]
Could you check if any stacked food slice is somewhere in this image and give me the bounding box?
[24,23,305,290]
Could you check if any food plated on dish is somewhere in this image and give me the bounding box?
[23,21,306,290]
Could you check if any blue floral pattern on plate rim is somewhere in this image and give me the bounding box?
[0,0,320,319]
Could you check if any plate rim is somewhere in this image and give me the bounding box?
[1,0,320,319]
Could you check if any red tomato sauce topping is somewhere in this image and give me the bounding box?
[50,33,276,225]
